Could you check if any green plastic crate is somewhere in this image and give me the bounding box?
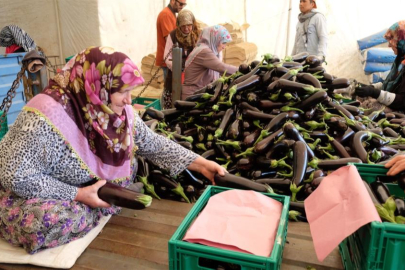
[0,111,8,141]
[65,55,74,63]
[168,186,290,270]
[132,97,161,111]
[339,163,405,270]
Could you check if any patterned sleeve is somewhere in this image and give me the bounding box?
[0,112,78,200]
[134,114,199,176]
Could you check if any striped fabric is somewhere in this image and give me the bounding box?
[0,25,36,52]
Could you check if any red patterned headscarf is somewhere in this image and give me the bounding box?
[43,46,144,166]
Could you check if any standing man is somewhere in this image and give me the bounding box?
[291,0,327,59]
[156,0,187,80]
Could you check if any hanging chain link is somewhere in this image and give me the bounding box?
[0,63,27,128]
[133,44,175,100]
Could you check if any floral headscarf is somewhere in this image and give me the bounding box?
[43,46,144,166]
[185,25,232,68]
[383,21,405,92]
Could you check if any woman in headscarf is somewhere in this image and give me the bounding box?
[0,25,37,53]
[163,9,200,109]
[0,46,225,254]
[355,21,405,112]
[182,25,238,100]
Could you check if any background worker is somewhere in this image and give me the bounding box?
[291,0,327,59]
[156,0,187,81]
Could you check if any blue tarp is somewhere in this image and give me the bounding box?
[363,61,392,74]
[357,29,388,51]
[362,48,396,63]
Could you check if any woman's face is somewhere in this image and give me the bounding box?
[180,24,193,35]
[217,43,227,53]
[110,89,133,115]
[387,35,398,55]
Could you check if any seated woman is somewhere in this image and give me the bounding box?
[182,25,238,100]
[163,9,200,109]
[355,21,405,112]
[0,46,225,254]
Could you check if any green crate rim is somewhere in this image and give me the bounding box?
[169,186,290,269]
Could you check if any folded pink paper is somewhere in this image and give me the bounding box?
[304,165,381,262]
[183,189,283,257]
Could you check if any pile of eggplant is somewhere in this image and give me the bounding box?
[137,52,405,221]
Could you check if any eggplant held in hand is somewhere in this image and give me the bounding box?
[98,182,152,210]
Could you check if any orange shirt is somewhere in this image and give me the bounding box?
[156,6,176,67]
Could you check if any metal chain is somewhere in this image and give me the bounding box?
[0,64,27,129]
[134,44,175,100]
[37,46,57,74]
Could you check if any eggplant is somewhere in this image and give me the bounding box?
[233,75,261,94]
[265,140,292,159]
[292,141,308,186]
[370,181,390,204]
[176,141,193,150]
[283,122,315,159]
[227,113,242,140]
[395,198,405,216]
[249,170,277,179]
[98,182,152,210]
[174,100,199,111]
[236,157,254,171]
[311,177,324,189]
[258,100,288,110]
[352,131,372,163]
[209,80,224,103]
[296,72,322,89]
[149,170,190,203]
[254,128,284,154]
[306,66,326,75]
[363,181,381,205]
[341,105,362,116]
[242,109,275,121]
[327,100,354,120]
[335,128,355,144]
[383,127,399,138]
[316,157,362,170]
[264,112,290,132]
[137,156,150,178]
[239,101,261,112]
[214,173,270,192]
[290,52,310,62]
[201,149,216,159]
[295,90,328,112]
[305,55,324,67]
[214,108,234,139]
[243,129,261,147]
[289,201,306,216]
[269,79,320,96]
[144,107,165,121]
[160,108,183,121]
[238,63,250,74]
[324,78,351,91]
[273,66,290,77]
[256,178,292,192]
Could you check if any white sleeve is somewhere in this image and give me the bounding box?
[372,82,383,90]
[314,14,328,58]
[164,35,174,71]
[377,90,396,106]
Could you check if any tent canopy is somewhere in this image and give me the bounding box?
[0,0,403,83]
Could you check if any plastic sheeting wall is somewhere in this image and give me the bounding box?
[0,0,404,84]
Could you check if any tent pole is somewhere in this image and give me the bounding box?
[54,0,64,65]
[286,0,292,56]
[244,0,247,42]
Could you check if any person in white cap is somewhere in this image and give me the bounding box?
[291,0,328,59]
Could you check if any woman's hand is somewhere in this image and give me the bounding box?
[187,156,226,185]
[385,155,405,176]
[74,180,111,208]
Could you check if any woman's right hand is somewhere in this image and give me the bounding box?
[74,180,111,208]
[385,155,405,176]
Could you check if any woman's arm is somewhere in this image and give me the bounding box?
[164,34,174,71]
[187,156,226,184]
[134,114,199,177]
[200,49,238,75]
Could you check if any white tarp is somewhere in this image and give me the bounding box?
[0,0,404,84]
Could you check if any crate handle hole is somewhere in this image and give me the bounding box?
[198,257,241,270]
